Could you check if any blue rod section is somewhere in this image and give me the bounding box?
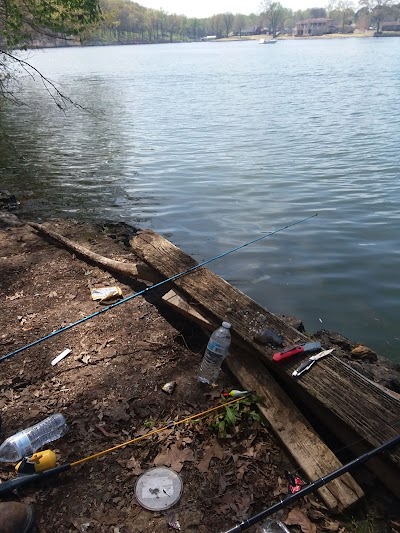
[1,214,317,363]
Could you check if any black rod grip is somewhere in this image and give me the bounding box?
[0,464,70,495]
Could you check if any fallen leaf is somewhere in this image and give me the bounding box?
[218,474,227,495]
[71,518,93,532]
[285,509,317,533]
[153,443,194,473]
[95,424,119,438]
[236,459,250,480]
[6,291,24,301]
[323,519,341,531]
[272,476,288,497]
[125,456,143,475]
[235,492,253,518]
[196,442,226,473]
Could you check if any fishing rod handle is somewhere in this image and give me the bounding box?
[222,435,400,533]
[0,464,70,495]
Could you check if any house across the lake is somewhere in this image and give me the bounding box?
[294,18,337,36]
[381,20,400,31]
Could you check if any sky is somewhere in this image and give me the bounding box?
[136,0,326,18]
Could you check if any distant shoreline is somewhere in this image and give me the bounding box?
[21,30,400,51]
[215,31,376,42]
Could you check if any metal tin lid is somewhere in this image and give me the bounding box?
[135,467,183,511]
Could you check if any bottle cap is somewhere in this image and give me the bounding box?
[222,321,231,329]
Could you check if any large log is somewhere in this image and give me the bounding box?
[28,222,160,283]
[130,230,400,467]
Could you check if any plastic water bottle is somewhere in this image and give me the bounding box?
[260,519,291,532]
[0,413,68,462]
[198,322,231,384]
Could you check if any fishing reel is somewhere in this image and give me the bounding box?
[15,450,57,475]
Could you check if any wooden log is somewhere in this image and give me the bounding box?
[28,222,160,283]
[130,230,400,468]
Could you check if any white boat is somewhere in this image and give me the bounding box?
[259,38,278,44]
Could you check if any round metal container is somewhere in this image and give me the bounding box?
[135,466,183,511]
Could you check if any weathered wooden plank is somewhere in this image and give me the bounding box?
[130,230,400,466]
[158,281,400,499]
[162,285,364,509]
[280,379,400,500]
[162,289,213,328]
[225,352,364,510]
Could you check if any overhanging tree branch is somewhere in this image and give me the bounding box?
[0,48,86,110]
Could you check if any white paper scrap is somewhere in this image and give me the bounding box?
[141,476,174,499]
[51,348,72,366]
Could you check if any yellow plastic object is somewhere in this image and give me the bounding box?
[16,449,57,473]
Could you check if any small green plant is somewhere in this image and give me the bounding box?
[211,395,263,438]
[143,418,156,429]
[347,519,376,532]
[83,231,97,243]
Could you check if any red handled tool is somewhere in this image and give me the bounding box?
[285,470,306,494]
[273,341,321,362]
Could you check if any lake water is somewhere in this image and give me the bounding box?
[1,38,400,361]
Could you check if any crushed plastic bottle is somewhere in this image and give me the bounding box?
[260,518,291,533]
[197,321,231,385]
[0,413,68,462]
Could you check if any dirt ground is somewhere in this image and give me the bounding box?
[0,213,399,533]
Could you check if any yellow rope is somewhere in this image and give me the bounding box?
[70,395,246,467]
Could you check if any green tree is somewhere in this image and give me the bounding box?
[358,0,395,31]
[210,13,224,38]
[188,17,200,39]
[233,13,246,36]
[261,1,285,37]
[166,13,180,42]
[0,0,100,47]
[309,7,328,17]
[0,0,101,105]
[328,0,355,31]
[222,12,234,37]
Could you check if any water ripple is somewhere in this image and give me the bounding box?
[2,38,400,359]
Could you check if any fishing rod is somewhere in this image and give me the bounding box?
[0,394,250,495]
[0,213,317,363]
[222,434,400,533]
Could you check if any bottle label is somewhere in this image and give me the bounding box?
[207,340,226,356]
[11,433,31,456]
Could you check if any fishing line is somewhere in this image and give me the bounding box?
[0,213,317,363]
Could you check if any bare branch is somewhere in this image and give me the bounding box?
[0,48,86,111]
